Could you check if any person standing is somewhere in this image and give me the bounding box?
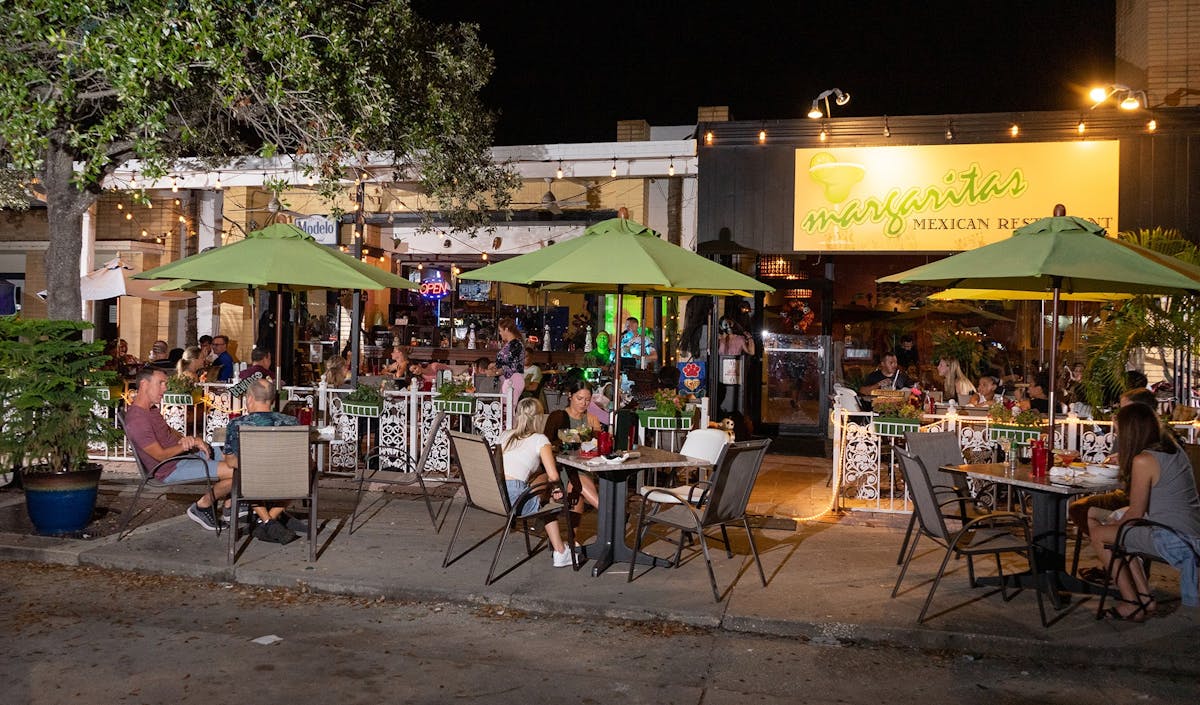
[211,335,235,382]
[494,318,526,407]
[619,317,657,368]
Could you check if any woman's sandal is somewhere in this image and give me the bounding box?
[1103,592,1157,622]
[1101,606,1147,622]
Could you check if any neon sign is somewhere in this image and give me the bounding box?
[420,275,450,299]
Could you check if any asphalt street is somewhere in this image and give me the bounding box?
[2,562,1194,705]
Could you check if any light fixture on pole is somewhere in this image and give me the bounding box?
[1088,84,1147,110]
[806,88,850,119]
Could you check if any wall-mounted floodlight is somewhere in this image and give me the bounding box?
[807,88,850,119]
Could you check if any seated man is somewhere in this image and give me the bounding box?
[239,347,273,381]
[857,351,912,411]
[223,378,308,545]
[124,367,234,531]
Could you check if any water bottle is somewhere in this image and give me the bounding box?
[1007,439,1019,476]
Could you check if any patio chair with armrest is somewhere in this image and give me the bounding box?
[1095,518,1200,619]
[897,431,986,564]
[115,408,219,540]
[628,438,771,601]
[636,428,729,505]
[892,447,1048,626]
[442,431,576,584]
[228,425,318,563]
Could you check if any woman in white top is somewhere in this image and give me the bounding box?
[937,357,976,402]
[499,397,573,568]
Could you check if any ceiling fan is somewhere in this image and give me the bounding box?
[246,193,306,224]
[516,178,590,215]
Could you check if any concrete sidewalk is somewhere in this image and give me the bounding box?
[2,475,1198,676]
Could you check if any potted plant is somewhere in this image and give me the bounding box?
[638,388,690,431]
[342,383,383,417]
[433,378,474,415]
[988,403,1044,444]
[164,374,199,406]
[0,316,121,535]
[871,397,923,436]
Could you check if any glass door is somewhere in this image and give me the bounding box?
[761,333,829,434]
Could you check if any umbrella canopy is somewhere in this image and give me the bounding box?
[929,289,1131,302]
[134,223,416,291]
[459,216,772,296]
[134,223,417,383]
[878,216,1200,295]
[879,212,1200,437]
[461,215,772,411]
[890,301,1013,322]
[77,258,196,302]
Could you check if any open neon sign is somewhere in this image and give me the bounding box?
[420,276,450,299]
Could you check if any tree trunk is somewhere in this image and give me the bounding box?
[43,141,95,321]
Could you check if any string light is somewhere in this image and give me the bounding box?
[214,172,223,190]
[819,128,827,142]
[129,172,138,188]
[116,202,123,211]
[178,215,186,223]
[555,161,563,180]
[883,116,891,138]
[1148,118,1158,132]
[481,252,488,261]
[667,158,675,177]
[610,158,617,178]
[1077,119,1086,134]
[170,175,178,192]
[173,198,181,206]
[1010,124,1020,138]
[704,131,714,145]
[124,212,132,221]
[758,129,767,144]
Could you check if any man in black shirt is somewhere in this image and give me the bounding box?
[858,352,912,410]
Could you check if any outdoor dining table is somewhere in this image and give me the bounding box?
[557,446,714,577]
[941,462,1120,607]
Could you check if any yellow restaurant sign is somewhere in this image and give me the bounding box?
[793,141,1118,252]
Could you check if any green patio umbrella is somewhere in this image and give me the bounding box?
[135,223,417,382]
[928,289,1131,302]
[890,301,1013,322]
[879,211,1200,437]
[460,215,772,410]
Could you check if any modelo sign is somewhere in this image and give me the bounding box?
[295,215,337,245]
[793,141,1119,252]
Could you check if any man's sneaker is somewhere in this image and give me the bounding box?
[282,513,310,535]
[552,548,574,568]
[221,505,251,524]
[186,502,222,531]
[253,519,298,545]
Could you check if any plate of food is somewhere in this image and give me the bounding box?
[1086,463,1120,478]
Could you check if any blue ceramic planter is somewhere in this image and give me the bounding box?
[21,464,102,536]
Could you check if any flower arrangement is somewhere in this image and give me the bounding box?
[435,379,471,402]
[988,402,1013,423]
[652,388,684,416]
[873,397,922,420]
[990,402,1041,427]
[344,383,383,408]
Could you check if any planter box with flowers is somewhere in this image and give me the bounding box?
[871,398,923,437]
[638,389,692,431]
[987,404,1044,444]
[342,383,383,418]
[433,379,475,415]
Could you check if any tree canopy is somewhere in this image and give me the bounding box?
[0,0,517,319]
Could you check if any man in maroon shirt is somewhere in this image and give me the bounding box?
[124,367,235,531]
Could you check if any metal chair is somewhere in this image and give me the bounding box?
[115,409,218,539]
[442,431,575,584]
[1096,518,1200,618]
[897,431,979,564]
[629,438,771,601]
[228,425,318,563]
[636,428,729,505]
[892,447,1047,626]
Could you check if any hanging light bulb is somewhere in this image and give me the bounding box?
[1148,118,1158,132]
[758,129,767,144]
[129,172,138,188]
[124,212,132,221]
[667,158,675,177]
[178,215,186,223]
[418,263,423,270]
[145,200,152,208]
[1077,119,1086,134]
[173,198,181,206]
[170,175,178,192]
[882,116,891,138]
[555,161,563,180]
[610,159,617,178]
[704,131,714,145]
[214,172,223,190]
[481,252,488,261]
[1010,124,1020,138]
[819,128,827,142]
[140,229,148,237]
[116,202,124,211]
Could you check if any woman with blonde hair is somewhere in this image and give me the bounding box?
[499,397,574,568]
[175,345,206,382]
[937,357,976,403]
[322,354,351,388]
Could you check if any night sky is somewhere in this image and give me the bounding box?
[416,1,1117,146]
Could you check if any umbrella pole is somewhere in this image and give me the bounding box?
[612,285,624,423]
[275,285,284,386]
[1047,280,1061,445]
